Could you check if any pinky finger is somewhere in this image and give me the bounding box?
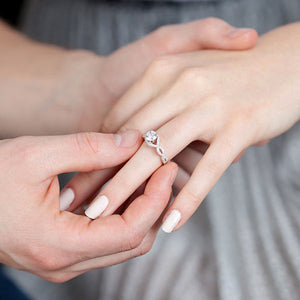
[162,132,247,233]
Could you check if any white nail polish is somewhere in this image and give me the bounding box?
[162,210,181,233]
[59,188,75,211]
[85,195,109,219]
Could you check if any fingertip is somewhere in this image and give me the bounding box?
[226,28,258,49]
[157,162,178,185]
[121,164,178,231]
[238,28,258,47]
[113,129,142,148]
[162,209,182,233]
[144,162,177,199]
[169,162,179,184]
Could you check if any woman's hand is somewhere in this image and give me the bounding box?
[0,18,257,138]
[53,18,257,213]
[83,22,300,233]
[172,138,267,191]
[0,130,178,282]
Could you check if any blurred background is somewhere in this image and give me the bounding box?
[0,0,24,26]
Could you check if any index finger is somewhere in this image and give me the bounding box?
[59,162,177,264]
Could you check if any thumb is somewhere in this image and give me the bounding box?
[104,18,257,97]
[157,17,258,52]
[180,18,258,50]
[20,130,141,178]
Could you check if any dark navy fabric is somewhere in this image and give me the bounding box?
[0,267,31,300]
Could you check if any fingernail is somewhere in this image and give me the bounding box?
[113,130,140,148]
[162,210,181,233]
[59,188,75,211]
[85,195,109,219]
[226,28,251,38]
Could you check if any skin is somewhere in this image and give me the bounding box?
[60,18,258,212]
[0,18,256,138]
[76,22,300,233]
[0,130,179,282]
[0,17,257,281]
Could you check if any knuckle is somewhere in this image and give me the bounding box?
[256,139,270,146]
[42,257,66,272]
[234,108,254,124]
[233,151,245,163]
[80,170,97,183]
[226,113,254,143]
[185,189,201,206]
[43,273,71,283]
[206,158,222,175]
[127,230,145,250]
[73,132,100,155]
[13,136,38,165]
[195,95,228,135]
[101,118,113,133]
[199,17,221,30]
[38,255,65,272]
[145,55,178,79]
[233,158,241,164]
[152,25,175,50]
[119,120,138,133]
[24,245,67,272]
[114,176,133,198]
[26,246,64,272]
[135,241,153,257]
[154,25,172,37]
[178,67,205,87]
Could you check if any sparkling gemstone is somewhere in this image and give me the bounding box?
[144,130,158,144]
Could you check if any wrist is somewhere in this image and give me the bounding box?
[0,21,66,137]
[0,20,113,136]
[249,24,300,123]
[0,38,108,136]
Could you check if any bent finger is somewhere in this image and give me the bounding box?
[55,162,177,270]
[60,166,120,211]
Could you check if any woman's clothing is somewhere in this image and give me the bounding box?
[4,0,300,299]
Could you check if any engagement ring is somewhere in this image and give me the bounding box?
[143,130,168,164]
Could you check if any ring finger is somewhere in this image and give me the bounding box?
[87,110,210,219]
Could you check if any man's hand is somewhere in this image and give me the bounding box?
[0,130,178,282]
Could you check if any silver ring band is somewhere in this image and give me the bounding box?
[143,130,168,164]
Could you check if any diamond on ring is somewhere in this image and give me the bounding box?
[143,130,168,164]
[144,130,159,144]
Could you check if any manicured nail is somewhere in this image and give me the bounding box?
[113,130,140,148]
[85,195,109,219]
[59,188,75,211]
[162,210,181,233]
[227,28,251,38]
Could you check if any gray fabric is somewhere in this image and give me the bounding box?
[108,0,220,3]
[4,0,300,299]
